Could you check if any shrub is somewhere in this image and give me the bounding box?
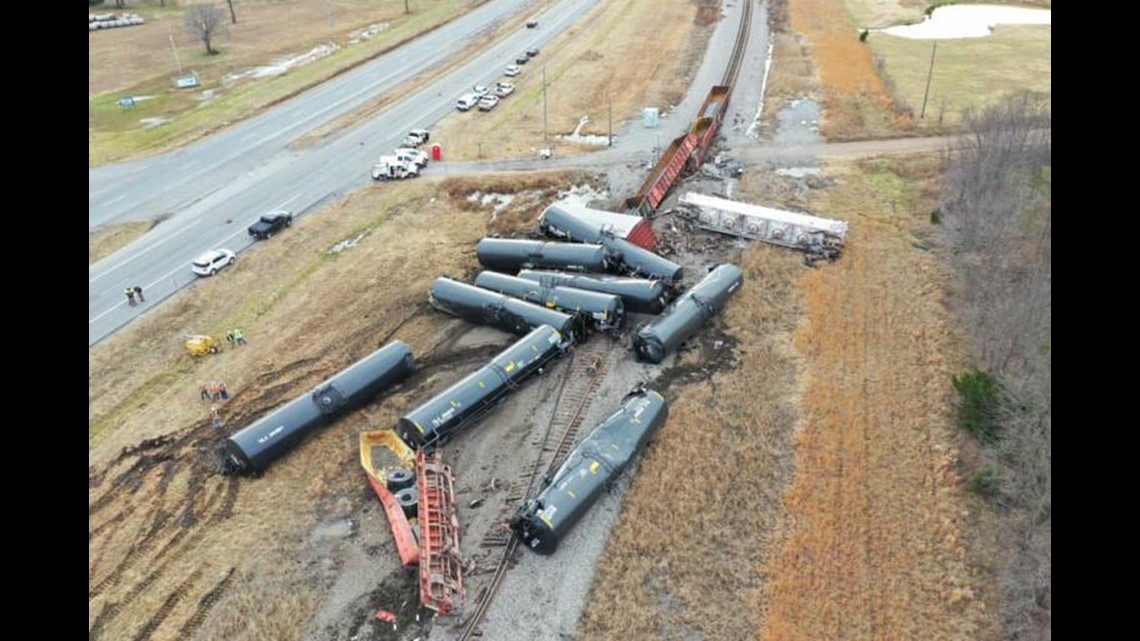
[859,30,869,43]
[930,208,942,224]
[952,368,1003,443]
[967,468,1000,497]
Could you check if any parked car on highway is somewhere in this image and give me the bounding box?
[504,64,522,77]
[402,128,430,147]
[191,249,236,277]
[526,47,540,57]
[473,85,490,99]
[478,95,500,111]
[395,147,429,168]
[526,19,538,28]
[516,55,529,65]
[495,81,515,98]
[247,211,293,240]
[456,93,479,111]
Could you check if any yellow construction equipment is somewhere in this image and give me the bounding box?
[185,335,222,357]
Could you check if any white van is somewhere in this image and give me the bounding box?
[394,148,429,168]
[456,93,478,111]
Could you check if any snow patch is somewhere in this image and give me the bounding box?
[555,184,609,208]
[223,44,338,85]
[776,167,823,178]
[330,231,367,254]
[556,116,611,147]
[140,117,169,129]
[348,22,390,44]
[747,40,775,140]
[467,191,516,222]
[879,4,1050,40]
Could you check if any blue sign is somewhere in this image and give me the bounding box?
[118,96,136,108]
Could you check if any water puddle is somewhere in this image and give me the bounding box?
[311,518,355,544]
[773,99,821,145]
[881,4,1051,40]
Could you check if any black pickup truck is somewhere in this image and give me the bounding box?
[248,211,293,240]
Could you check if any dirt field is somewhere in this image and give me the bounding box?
[88,170,593,641]
[428,0,720,161]
[89,1,477,165]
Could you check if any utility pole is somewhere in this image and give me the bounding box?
[608,97,613,147]
[542,62,548,143]
[324,0,335,43]
[920,41,937,119]
[166,19,183,75]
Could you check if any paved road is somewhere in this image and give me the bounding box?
[431,133,959,175]
[89,0,601,347]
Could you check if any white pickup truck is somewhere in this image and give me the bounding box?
[372,156,419,180]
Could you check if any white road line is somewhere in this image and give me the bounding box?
[274,193,302,210]
[89,216,206,283]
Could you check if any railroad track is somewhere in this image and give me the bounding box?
[721,0,754,89]
[463,337,612,639]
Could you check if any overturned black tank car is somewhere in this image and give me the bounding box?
[509,386,668,554]
[224,341,414,474]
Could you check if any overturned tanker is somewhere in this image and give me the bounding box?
[632,263,743,364]
[429,277,581,344]
[396,324,566,448]
[473,270,625,332]
[539,204,683,284]
[517,269,670,315]
[224,341,415,474]
[476,238,616,274]
[509,386,669,554]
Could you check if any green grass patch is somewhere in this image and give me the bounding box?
[868,24,1050,123]
[952,368,1004,444]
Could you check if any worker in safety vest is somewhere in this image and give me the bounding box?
[125,288,136,306]
[232,329,247,346]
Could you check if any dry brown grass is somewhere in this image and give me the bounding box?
[90,220,153,265]
[429,0,716,161]
[89,1,479,165]
[755,155,1000,640]
[88,170,591,640]
[782,0,915,139]
[89,0,466,97]
[579,234,806,636]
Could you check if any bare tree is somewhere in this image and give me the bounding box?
[405,0,411,14]
[185,3,229,56]
[227,0,237,24]
[942,91,1050,641]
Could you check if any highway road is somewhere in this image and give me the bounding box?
[89,0,601,347]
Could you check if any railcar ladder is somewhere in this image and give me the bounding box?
[417,448,465,615]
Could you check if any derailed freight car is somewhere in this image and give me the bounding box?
[224,341,415,474]
[429,277,581,344]
[473,270,625,332]
[396,324,566,448]
[539,203,683,284]
[632,263,743,364]
[476,238,616,274]
[516,269,670,315]
[509,386,669,554]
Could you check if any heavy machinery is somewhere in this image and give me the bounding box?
[184,334,222,357]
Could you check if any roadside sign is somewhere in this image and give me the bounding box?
[175,74,200,89]
[118,96,136,108]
